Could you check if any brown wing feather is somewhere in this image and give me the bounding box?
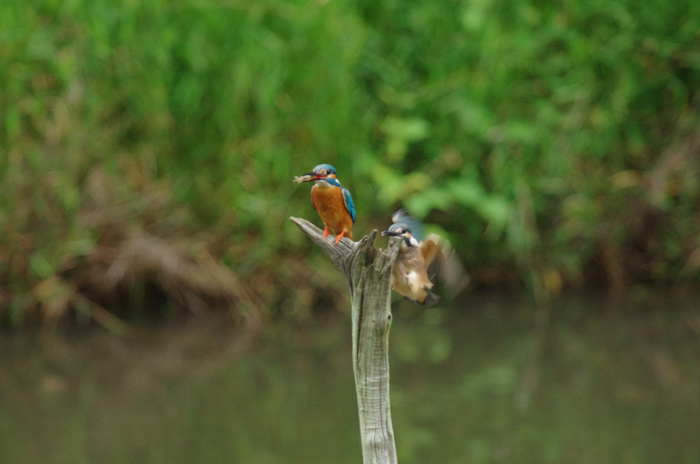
[420,234,469,298]
[419,235,443,268]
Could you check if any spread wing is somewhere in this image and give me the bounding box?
[420,234,469,298]
[342,187,356,223]
[419,234,443,269]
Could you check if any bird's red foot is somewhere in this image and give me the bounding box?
[323,226,330,238]
[334,230,346,244]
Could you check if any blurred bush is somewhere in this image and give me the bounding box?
[1,0,699,326]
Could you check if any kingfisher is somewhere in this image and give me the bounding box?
[382,209,468,305]
[294,164,356,244]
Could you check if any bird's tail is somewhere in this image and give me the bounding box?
[402,291,440,306]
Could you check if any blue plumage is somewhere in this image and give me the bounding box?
[342,187,356,223]
[391,208,424,241]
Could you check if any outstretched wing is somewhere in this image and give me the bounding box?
[342,187,356,223]
[420,234,469,298]
[419,234,443,269]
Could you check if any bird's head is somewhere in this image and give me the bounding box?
[294,164,341,187]
[381,222,419,247]
[390,208,425,242]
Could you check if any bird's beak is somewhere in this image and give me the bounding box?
[293,172,322,183]
[381,229,401,237]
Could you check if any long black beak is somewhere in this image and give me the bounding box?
[381,229,401,237]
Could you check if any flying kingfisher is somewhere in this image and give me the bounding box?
[382,209,468,305]
[294,164,356,244]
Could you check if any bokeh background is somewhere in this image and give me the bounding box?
[1,1,700,463]
[2,0,700,326]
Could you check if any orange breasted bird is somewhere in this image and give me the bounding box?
[382,209,468,305]
[294,164,356,244]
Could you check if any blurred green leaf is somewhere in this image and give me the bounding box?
[29,252,54,280]
[405,188,454,218]
[376,171,432,206]
[380,117,431,161]
[381,117,430,142]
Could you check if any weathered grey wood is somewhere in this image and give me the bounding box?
[290,217,399,464]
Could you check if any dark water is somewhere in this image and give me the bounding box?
[1,291,699,464]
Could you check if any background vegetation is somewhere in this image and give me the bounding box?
[1,0,699,328]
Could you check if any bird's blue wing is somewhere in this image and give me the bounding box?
[342,187,356,223]
[392,208,424,241]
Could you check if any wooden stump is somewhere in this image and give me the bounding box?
[290,217,399,464]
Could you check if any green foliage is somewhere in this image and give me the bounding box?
[359,0,700,294]
[1,0,699,324]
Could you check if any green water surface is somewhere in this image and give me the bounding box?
[1,292,698,463]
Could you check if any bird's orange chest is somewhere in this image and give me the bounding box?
[311,185,351,235]
[312,185,344,219]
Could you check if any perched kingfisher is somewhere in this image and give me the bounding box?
[382,209,468,305]
[294,164,356,244]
